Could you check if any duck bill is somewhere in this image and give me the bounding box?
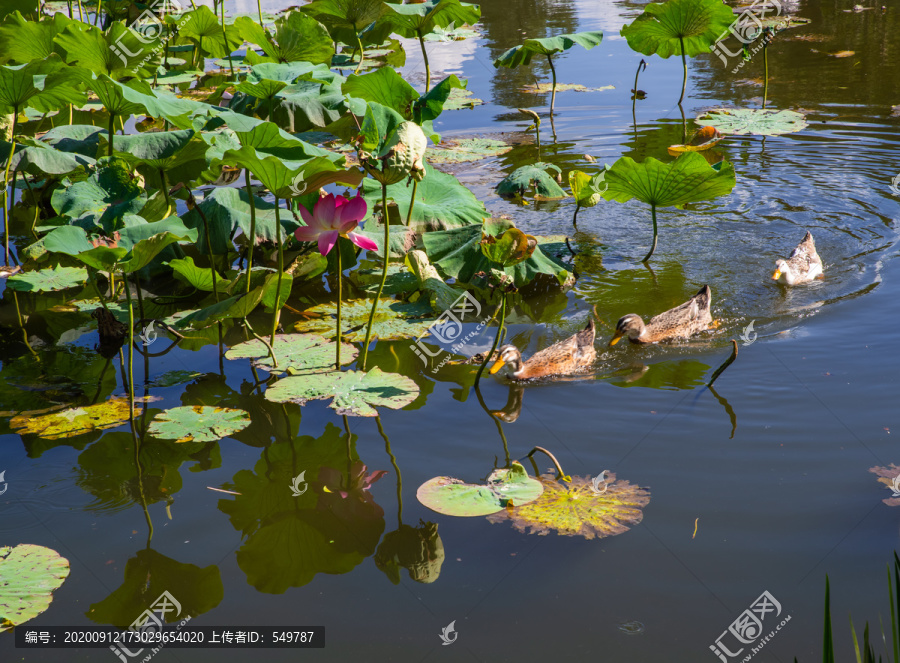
[608,332,624,347]
[489,359,506,375]
[772,269,782,281]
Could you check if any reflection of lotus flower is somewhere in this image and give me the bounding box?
[869,464,900,506]
[315,462,387,521]
[374,521,445,585]
[294,193,378,256]
[487,473,650,539]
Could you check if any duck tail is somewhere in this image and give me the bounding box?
[695,284,712,307]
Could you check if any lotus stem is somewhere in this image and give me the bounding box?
[3,132,16,265]
[94,0,102,26]
[244,169,256,295]
[12,291,37,357]
[763,45,769,110]
[419,31,430,93]
[525,445,568,480]
[354,28,365,75]
[122,272,136,419]
[335,238,342,370]
[678,36,687,106]
[158,169,171,217]
[107,112,115,157]
[76,0,83,22]
[405,179,417,226]
[641,202,658,263]
[243,317,277,367]
[256,0,263,27]
[474,291,506,389]
[222,0,235,80]
[376,416,403,527]
[707,340,738,388]
[361,180,390,369]
[546,53,557,116]
[572,202,580,228]
[632,59,646,135]
[271,197,283,345]
[191,192,219,303]
[66,0,72,18]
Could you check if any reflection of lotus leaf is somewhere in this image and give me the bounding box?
[9,397,146,440]
[0,544,70,632]
[265,368,419,417]
[148,406,251,443]
[292,298,438,341]
[486,473,650,539]
[225,333,357,374]
[375,521,445,584]
[416,462,544,516]
[697,108,808,136]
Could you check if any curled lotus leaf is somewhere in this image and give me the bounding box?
[9,397,149,440]
[148,406,252,443]
[497,162,566,200]
[225,333,357,374]
[416,462,544,517]
[667,125,724,155]
[486,473,650,539]
[0,544,70,632]
[480,228,537,268]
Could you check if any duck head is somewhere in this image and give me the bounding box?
[609,314,646,346]
[489,345,524,376]
[772,259,793,284]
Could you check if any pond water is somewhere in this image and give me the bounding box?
[2,0,900,661]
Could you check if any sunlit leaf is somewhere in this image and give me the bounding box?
[0,544,70,632]
[417,462,544,516]
[620,0,734,59]
[697,108,808,136]
[497,162,567,199]
[602,151,735,207]
[148,406,251,443]
[9,397,144,440]
[428,137,511,165]
[6,265,87,292]
[293,298,437,341]
[494,30,603,68]
[225,333,357,374]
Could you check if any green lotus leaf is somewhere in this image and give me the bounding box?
[149,405,251,443]
[0,544,70,631]
[493,30,603,68]
[7,265,87,292]
[619,0,735,59]
[486,473,650,539]
[0,55,83,117]
[301,0,389,47]
[696,108,809,136]
[265,367,419,417]
[423,25,478,42]
[0,11,72,65]
[9,141,94,176]
[107,129,209,171]
[522,82,614,94]
[416,462,544,517]
[180,186,281,255]
[411,74,466,140]
[225,333,357,375]
[0,0,38,22]
[428,138,511,165]
[293,298,437,341]
[405,249,462,312]
[441,86,482,110]
[168,257,230,293]
[381,0,481,40]
[343,66,418,121]
[50,158,146,230]
[154,68,205,86]
[170,286,266,330]
[54,20,159,79]
[480,227,537,268]
[497,162,567,199]
[568,169,605,207]
[350,263,419,296]
[602,151,736,207]
[178,5,243,60]
[40,124,105,158]
[236,11,334,66]
[362,163,487,231]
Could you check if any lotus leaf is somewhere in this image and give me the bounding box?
[381,0,481,40]
[7,265,87,292]
[50,158,145,230]
[697,108,808,136]
[264,367,419,417]
[428,138,511,165]
[149,406,251,443]
[178,6,243,60]
[486,473,651,539]
[497,162,567,199]
[416,462,544,517]
[225,333,357,374]
[620,0,735,59]
[236,11,334,66]
[9,397,142,440]
[301,0,389,49]
[568,169,605,208]
[0,544,70,631]
[480,228,538,268]
[442,87,482,110]
[522,83,614,94]
[54,21,159,79]
[293,298,437,341]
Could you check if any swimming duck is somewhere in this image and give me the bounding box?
[773,231,823,285]
[489,318,596,380]
[609,285,713,345]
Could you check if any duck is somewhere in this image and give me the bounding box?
[609,285,713,345]
[489,317,596,380]
[773,231,823,285]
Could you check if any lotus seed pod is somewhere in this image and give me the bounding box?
[370,121,427,185]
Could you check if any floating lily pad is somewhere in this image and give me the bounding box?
[148,406,251,443]
[416,462,544,517]
[442,87,483,110]
[486,473,650,539]
[7,265,88,292]
[428,138,512,165]
[0,544,70,632]
[351,264,419,295]
[265,367,419,417]
[697,108,808,136]
[149,370,206,388]
[423,25,480,42]
[9,397,146,440]
[225,333,357,374]
[293,299,438,341]
[521,83,614,94]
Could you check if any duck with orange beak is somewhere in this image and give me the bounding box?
[489,318,596,380]
[609,285,714,346]
[772,231,823,285]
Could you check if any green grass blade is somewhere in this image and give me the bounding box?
[852,614,864,663]
[824,575,836,663]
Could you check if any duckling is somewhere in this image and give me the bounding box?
[609,285,713,345]
[489,318,596,380]
[773,231,823,285]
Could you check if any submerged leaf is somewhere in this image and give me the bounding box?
[0,544,70,631]
[416,462,544,516]
[487,473,650,539]
[148,406,251,443]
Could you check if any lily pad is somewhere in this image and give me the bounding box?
[225,333,357,374]
[293,298,438,341]
[428,137,512,165]
[416,462,544,517]
[6,265,87,292]
[697,108,808,136]
[148,406,251,443]
[9,397,144,440]
[264,367,419,417]
[497,162,567,199]
[486,473,650,539]
[0,544,70,631]
[442,87,483,110]
[521,83,614,94]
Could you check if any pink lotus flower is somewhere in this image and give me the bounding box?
[294,193,378,256]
